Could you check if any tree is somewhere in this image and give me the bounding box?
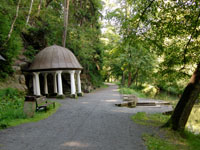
[104,0,200,131]
[7,0,21,41]
[26,0,34,25]
[165,63,200,131]
[62,0,70,47]
[128,0,200,131]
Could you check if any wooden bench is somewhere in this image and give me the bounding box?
[36,96,55,112]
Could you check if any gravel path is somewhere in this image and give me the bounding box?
[0,84,172,150]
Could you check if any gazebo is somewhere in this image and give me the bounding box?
[28,45,83,97]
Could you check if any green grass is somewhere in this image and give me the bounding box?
[119,87,146,98]
[143,133,187,150]
[0,102,61,129]
[119,86,179,103]
[132,112,200,150]
[0,88,62,129]
[132,112,170,126]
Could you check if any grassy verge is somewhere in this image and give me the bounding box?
[132,112,200,150]
[119,87,147,98]
[0,87,61,129]
[0,102,61,129]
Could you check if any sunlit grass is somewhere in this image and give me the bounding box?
[132,112,170,126]
[143,133,187,150]
[119,87,146,98]
[132,112,200,150]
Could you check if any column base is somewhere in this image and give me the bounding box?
[70,94,77,99]
[56,94,66,99]
[77,93,83,96]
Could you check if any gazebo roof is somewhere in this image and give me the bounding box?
[29,45,82,72]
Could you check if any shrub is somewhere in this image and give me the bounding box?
[0,88,25,128]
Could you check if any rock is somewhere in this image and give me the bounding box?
[123,94,138,102]
[12,66,21,74]
[115,100,137,108]
[0,64,28,92]
[19,75,26,84]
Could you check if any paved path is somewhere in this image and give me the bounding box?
[0,84,172,150]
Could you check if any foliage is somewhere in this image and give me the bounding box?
[0,88,60,129]
[2,102,61,129]
[0,0,104,86]
[102,0,200,95]
[0,88,25,128]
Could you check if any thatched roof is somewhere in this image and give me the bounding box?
[29,45,82,72]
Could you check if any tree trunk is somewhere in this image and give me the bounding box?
[45,0,53,8]
[26,0,34,25]
[131,69,138,84]
[121,71,125,86]
[62,0,70,48]
[7,0,21,41]
[165,63,200,131]
[128,70,132,87]
[37,0,42,16]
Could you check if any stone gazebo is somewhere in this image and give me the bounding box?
[29,45,83,97]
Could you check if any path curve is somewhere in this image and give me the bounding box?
[0,84,172,150]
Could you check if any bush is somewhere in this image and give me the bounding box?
[0,88,25,128]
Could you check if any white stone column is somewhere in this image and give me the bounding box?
[57,71,63,95]
[33,74,36,95]
[44,73,48,95]
[53,72,58,94]
[69,70,76,96]
[76,70,82,96]
[33,72,41,96]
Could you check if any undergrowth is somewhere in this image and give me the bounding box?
[0,88,60,129]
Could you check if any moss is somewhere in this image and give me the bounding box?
[56,95,66,99]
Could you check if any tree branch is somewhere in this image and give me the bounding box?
[7,0,21,40]
[183,11,200,65]
[136,0,155,29]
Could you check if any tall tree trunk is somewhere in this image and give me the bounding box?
[131,69,138,84]
[121,71,125,86]
[26,0,34,25]
[165,63,200,131]
[7,0,21,41]
[62,0,70,48]
[37,0,42,16]
[128,65,132,87]
[45,0,53,8]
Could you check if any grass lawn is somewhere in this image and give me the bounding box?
[0,102,61,129]
[132,112,200,150]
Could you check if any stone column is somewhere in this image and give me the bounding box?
[57,71,63,95]
[53,72,58,94]
[76,70,83,96]
[69,70,76,98]
[44,73,48,95]
[33,72,41,96]
[33,74,36,95]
